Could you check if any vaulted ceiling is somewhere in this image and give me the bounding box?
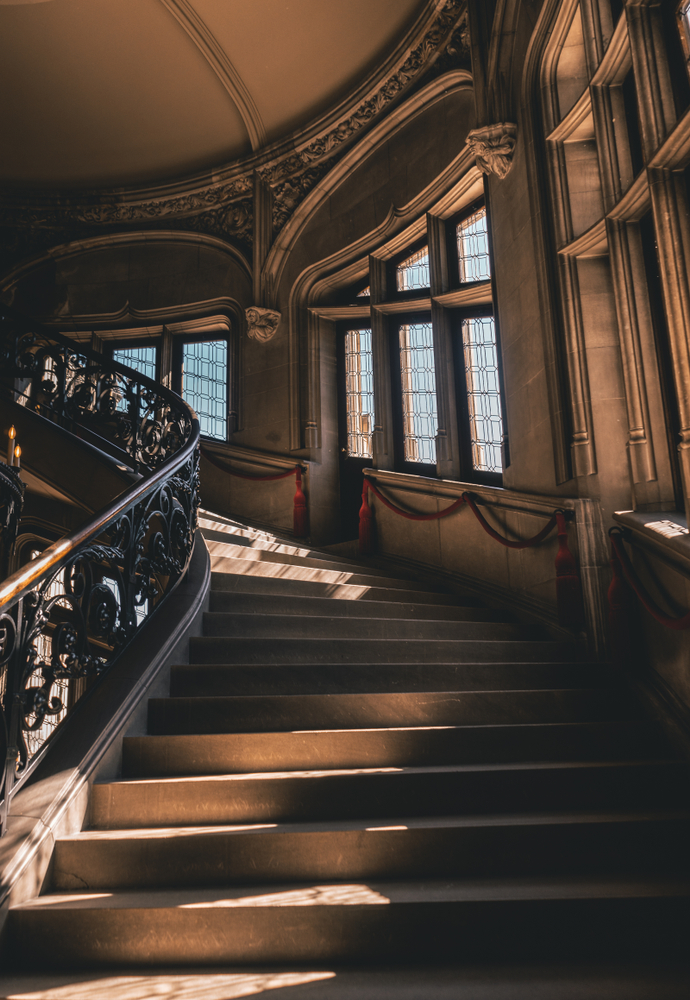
[0,0,425,189]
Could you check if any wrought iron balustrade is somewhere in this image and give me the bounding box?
[0,461,24,581]
[0,306,200,834]
[0,308,193,473]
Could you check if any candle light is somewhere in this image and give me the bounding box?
[13,445,21,470]
[7,425,16,465]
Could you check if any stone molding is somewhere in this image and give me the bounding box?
[465,123,518,179]
[0,0,468,272]
[246,306,281,343]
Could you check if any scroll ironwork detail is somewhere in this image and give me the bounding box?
[0,307,200,834]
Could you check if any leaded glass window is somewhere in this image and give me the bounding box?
[181,339,228,440]
[396,246,430,291]
[399,322,438,464]
[112,345,157,412]
[112,345,157,382]
[344,328,375,458]
[461,317,503,472]
[457,207,491,283]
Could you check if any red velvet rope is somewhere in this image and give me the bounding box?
[359,478,583,626]
[201,445,301,481]
[362,477,465,520]
[363,478,560,546]
[200,445,308,538]
[610,532,690,631]
[462,493,559,549]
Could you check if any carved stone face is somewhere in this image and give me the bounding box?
[245,307,281,343]
[466,124,518,180]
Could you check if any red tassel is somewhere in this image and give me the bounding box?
[554,512,584,627]
[293,467,308,538]
[359,480,374,554]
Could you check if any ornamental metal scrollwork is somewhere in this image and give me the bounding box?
[0,306,200,835]
[0,318,193,473]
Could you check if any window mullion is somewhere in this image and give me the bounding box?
[369,256,395,470]
[428,214,460,478]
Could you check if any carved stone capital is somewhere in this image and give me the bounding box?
[465,123,518,180]
[246,306,281,343]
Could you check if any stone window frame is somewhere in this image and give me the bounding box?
[539,0,690,516]
[94,314,239,441]
[346,199,501,484]
[309,164,495,483]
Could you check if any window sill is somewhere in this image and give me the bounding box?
[613,509,690,577]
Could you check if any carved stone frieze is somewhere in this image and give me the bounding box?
[259,0,467,192]
[465,123,518,180]
[0,0,467,268]
[246,306,281,342]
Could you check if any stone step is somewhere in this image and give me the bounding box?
[211,570,468,605]
[208,589,500,620]
[170,661,607,698]
[10,876,690,967]
[53,812,690,892]
[123,721,669,777]
[202,530,414,580]
[90,760,688,830]
[208,555,454,595]
[200,515,397,573]
[147,689,639,736]
[201,612,538,642]
[189,636,582,665]
[1,963,688,1000]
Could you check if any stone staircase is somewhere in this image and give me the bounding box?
[4,512,690,995]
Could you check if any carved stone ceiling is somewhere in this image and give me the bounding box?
[0,0,425,189]
[0,0,469,277]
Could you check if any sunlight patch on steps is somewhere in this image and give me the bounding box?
[324,584,370,599]
[199,519,317,560]
[181,884,391,908]
[209,557,358,585]
[365,825,409,831]
[205,540,318,564]
[67,824,278,841]
[7,971,336,1000]
[111,767,404,785]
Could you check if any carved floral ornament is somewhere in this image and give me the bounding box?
[246,306,281,343]
[465,123,518,180]
[0,0,467,257]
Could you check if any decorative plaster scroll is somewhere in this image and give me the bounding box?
[465,123,518,179]
[246,306,281,343]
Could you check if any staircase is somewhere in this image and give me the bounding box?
[4,512,690,994]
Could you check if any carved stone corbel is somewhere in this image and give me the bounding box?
[246,306,281,343]
[465,123,518,179]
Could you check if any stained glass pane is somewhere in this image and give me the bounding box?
[461,317,503,473]
[399,322,437,464]
[112,346,157,412]
[345,329,375,458]
[457,207,491,283]
[356,286,370,298]
[396,246,430,292]
[182,339,228,440]
[112,345,157,381]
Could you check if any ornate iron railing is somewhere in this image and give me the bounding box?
[0,461,24,581]
[0,309,193,473]
[0,307,200,834]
